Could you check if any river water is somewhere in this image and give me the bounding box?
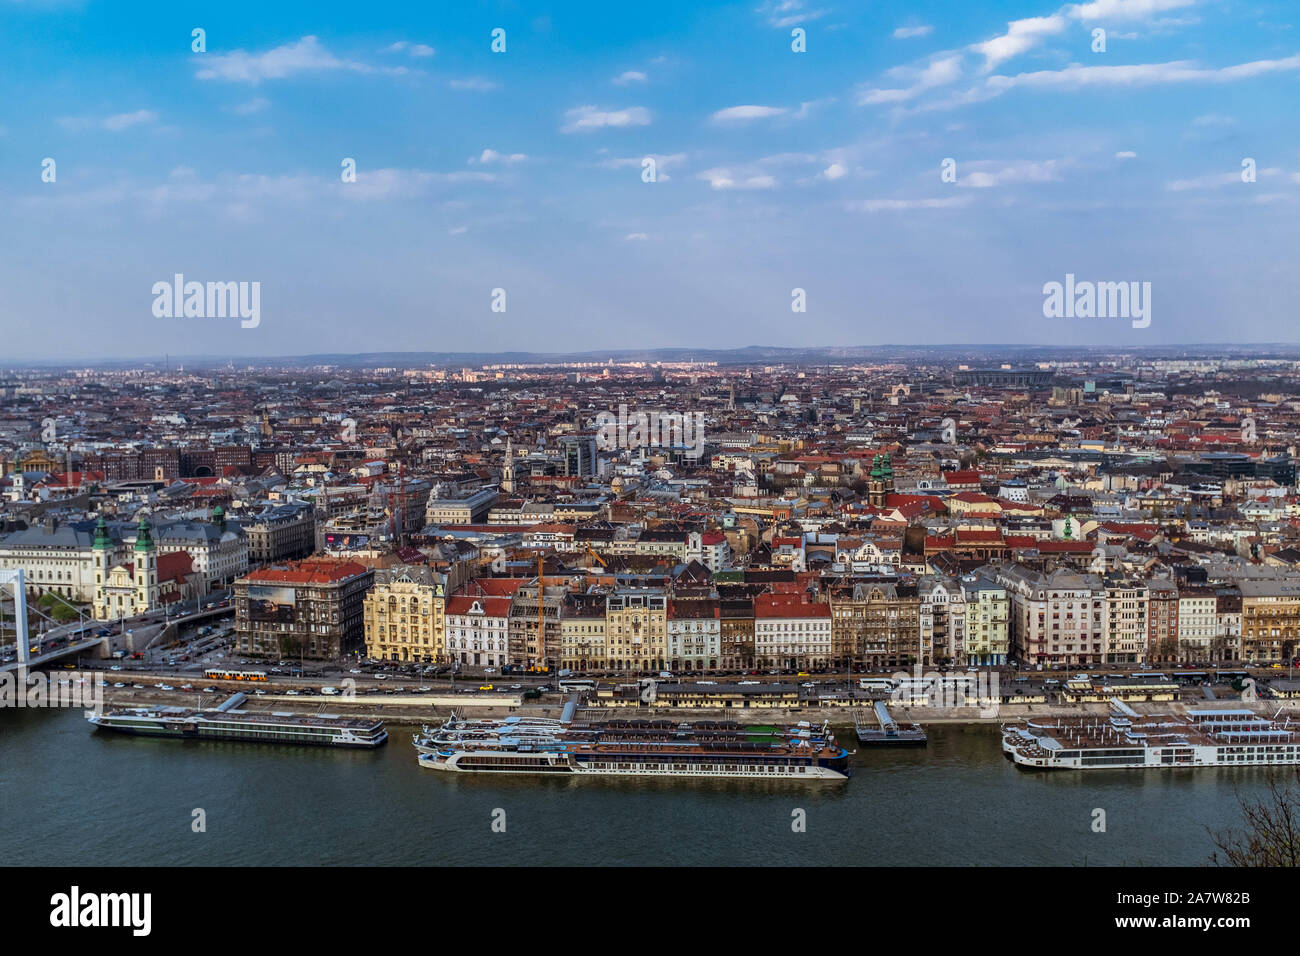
[0,707,1273,866]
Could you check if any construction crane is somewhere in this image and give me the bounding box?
[584,543,607,569]
[537,550,546,673]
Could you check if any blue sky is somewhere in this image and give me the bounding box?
[2,0,1298,360]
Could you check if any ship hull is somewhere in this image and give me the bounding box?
[419,751,849,780]
[89,716,387,749]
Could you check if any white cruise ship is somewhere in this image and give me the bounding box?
[1002,704,1300,770]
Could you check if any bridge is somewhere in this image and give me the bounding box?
[0,572,233,676]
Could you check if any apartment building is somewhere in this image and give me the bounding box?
[363,565,447,663]
[235,558,373,660]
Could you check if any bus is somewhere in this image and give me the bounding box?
[858,677,894,693]
[558,679,596,692]
[203,668,268,682]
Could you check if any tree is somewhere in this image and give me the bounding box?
[1210,768,1300,866]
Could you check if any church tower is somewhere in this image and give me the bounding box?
[92,515,112,620]
[867,454,895,508]
[133,516,158,615]
[501,437,515,494]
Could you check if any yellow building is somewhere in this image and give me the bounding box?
[560,593,608,671]
[363,566,446,663]
[1238,580,1300,665]
[605,588,667,672]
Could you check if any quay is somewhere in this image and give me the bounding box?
[855,700,927,746]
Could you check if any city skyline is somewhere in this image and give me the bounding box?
[3,0,1299,360]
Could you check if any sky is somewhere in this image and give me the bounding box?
[1,0,1298,361]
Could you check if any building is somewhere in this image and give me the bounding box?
[919,576,966,666]
[718,594,756,671]
[240,502,316,565]
[559,592,608,671]
[0,516,123,602]
[155,508,248,591]
[1177,585,1220,663]
[755,591,832,671]
[989,566,1106,668]
[444,593,511,668]
[234,558,374,660]
[687,531,731,572]
[363,565,447,663]
[605,587,668,673]
[507,577,567,669]
[425,487,498,526]
[961,576,1010,666]
[666,597,721,672]
[1239,579,1300,665]
[1103,578,1149,665]
[829,581,920,670]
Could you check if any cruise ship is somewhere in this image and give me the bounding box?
[415,713,852,780]
[1001,703,1300,770]
[88,705,388,749]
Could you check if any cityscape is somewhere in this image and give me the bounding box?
[2,0,1298,922]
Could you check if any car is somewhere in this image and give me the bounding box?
[110,665,123,671]
[801,682,816,688]
[479,684,494,691]
[285,690,299,696]
[113,682,125,688]
[484,667,496,674]
[202,687,217,693]
[348,669,361,675]
[510,683,522,689]
[157,684,174,691]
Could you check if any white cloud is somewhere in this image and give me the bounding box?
[561,105,651,132]
[893,25,934,39]
[341,168,497,200]
[613,70,647,84]
[104,109,158,131]
[60,109,159,132]
[624,232,649,240]
[385,41,435,57]
[916,54,1300,112]
[758,0,827,29]
[711,104,788,122]
[973,15,1068,72]
[195,36,395,83]
[1068,0,1196,22]
[474,149,527,164]
[449,226,468,235]
[957,159,1065,188]
[1115,150,1137,159]
[698,168,778,190]
[820,162,848,180]
[857,54,964,104]
[860,0,1205,109]
[1166,167,1281,191]
[846,196,973,212]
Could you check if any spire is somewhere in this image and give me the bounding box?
[92,515,111,550]
[134,516,154,552]
[212,504,226,533]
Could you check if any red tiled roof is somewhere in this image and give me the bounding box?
[244,558,369,584]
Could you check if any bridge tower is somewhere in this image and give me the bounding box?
[0,569,30,671]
